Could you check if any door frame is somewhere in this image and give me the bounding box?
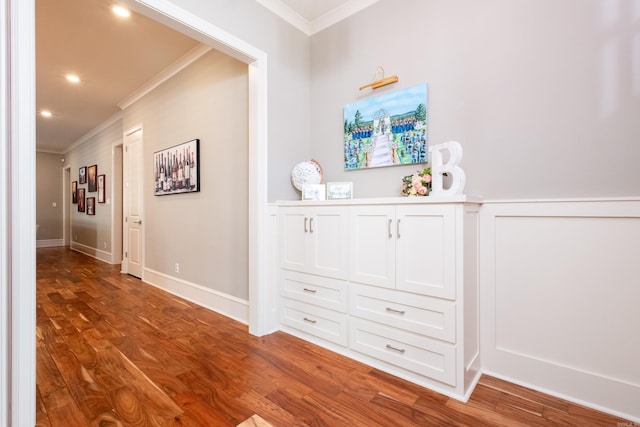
[62,164,71,246]
[5,0,270,424]
[122,126,143,277]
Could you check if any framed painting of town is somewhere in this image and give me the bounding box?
[343,83,428,170]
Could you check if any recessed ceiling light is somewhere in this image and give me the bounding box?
[112,5,131,18]
[41,110,53,118]
[66,74,80,84]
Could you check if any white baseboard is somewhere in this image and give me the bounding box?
[482,369,640,424]
[69,241,114,264]
[143,267,249,325]
[36,239,64,248]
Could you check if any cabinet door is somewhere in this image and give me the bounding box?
[280,208,308,272]
[308,207,348,279]
[396,205,456,299]
[350,206,395,288]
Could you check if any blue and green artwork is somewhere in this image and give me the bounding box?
[344,83,428,170]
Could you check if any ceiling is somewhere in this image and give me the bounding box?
[36,0,355,153]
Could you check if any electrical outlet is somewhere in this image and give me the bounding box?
[175,263,179,273]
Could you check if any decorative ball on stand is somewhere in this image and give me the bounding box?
[290,159,323,192]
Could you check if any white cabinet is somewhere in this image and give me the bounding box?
[350,204,456,299]
[280,206,348,279]
[277,199,481,401]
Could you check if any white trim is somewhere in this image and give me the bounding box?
[310,0,381,35]
[36,239,64,248]
[69,242,114,264]
[117,43,212,110]
[255,0,310,34]
[62,164,71,246]
[483,370,640,424]
[128,0,269,336]
[255,0,382,36]
[110,140,124,265]
[144,268,249,324]
[7,0,36,425]
[1,0,9,422]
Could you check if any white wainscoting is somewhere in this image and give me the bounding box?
[480,198,640,422]
[144,268,249,325]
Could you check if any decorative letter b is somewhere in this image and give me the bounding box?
[429,141,466,196]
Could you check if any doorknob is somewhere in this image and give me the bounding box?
[133,220,142,225]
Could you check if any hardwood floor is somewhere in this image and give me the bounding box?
[36,247,631,426]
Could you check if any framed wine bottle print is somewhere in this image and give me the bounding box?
[153,139,200,196]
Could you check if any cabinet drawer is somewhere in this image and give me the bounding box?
[282,271,348,313]
[350,284,456,343]
[350,318,456,386]
[281,299,348,346]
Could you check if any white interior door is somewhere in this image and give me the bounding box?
[124,128,143,278]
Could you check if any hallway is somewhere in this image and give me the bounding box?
[35,247,629,426]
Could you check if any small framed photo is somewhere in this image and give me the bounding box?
[327,182,353,200]
[71,181,78,204]
[97,174,106,203]
[86,197,95,215]
[77,188,86,212]
[87,165,98,192]
[301,184,326,201]
[79,166,87,184]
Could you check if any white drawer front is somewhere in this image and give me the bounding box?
[350,284,456,343]
[281,270,348,312]
[350,318,456,386]
[281,299,348,346]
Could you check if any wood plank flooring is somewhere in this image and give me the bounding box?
[36,247,631,426]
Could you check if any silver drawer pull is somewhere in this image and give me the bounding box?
[303,288,317,294]
[303,317,317,324]
[386,344,406,354]
[385,307,406,315]
[388,218,393,238]
[304,217,308,232]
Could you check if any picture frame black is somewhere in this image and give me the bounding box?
[79,166,87,184]
[86,197,95,215]
[97,174,106,203]
[87,165,98,192]
[77,188,86,212]
[153,138,200,196]
[71,181,78,204]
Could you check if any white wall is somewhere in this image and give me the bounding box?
[309,0,640,200]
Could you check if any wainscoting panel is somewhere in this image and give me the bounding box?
[480,198,640,422]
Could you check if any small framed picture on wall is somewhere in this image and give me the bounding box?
[79,166,87,184]
[87,165,98,192]
[77,188,86,212]
[71,181,78,204]
[97,174,106,203]
[86,197,95,215]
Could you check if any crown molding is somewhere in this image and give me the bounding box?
[255,0,311,35]
[117,43,212,110]
[310,0,380,35]
[256,0,381,36]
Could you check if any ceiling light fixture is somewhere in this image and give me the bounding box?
[40,110,53,118]
[66,74,80,84]
[112,5,131,18]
